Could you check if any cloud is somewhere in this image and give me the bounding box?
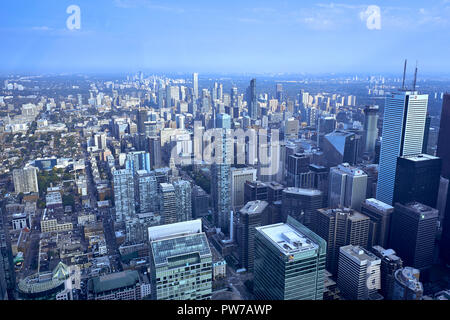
[114,0,184,13]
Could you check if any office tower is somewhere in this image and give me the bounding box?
[309,164,329,207]
[437,93,450,265]
[329,163,368,211]
[389,202,438,271]
[363,106,379,156]
[125,151,151,174]
[246,79,257,120]
[136,170,158,214]
[215,113,231,129]
[192,185,210,219]
[231,168,257,210]
[244,180,268,203]
[361,199,394,248]
[422,113,431,154]
[230,86,239,118]
[274,83,283,102]
[377,91,429,205]
[393,154,441,208]
[13,166,39,194]
[323,131,358,167]
[237,200,267,271]
[286,153,311,188]
[175,114,185,129]
[137,108,148,134]
[267,181,284,204]
[337,245,381,300]
[173,180,192,223]
[149,220,212,300]
[315,208,370,274]
[281,187,323,228]
[371,246,403,300]
[113,169,136,222]
[159,183,177,225]
[0,203,15,300]
[284,118,299,140]
[254,216,326,300]
[193,73,199,100]
[391,267,423,300]
[148,136,162,169]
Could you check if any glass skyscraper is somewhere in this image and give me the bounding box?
[113,169,136,222]
[376,91,428,205]
[254,216,326,300]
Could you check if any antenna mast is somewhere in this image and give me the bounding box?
[402,59,407,90]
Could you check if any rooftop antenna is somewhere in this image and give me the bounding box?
[413,61,418,91]
[401,59,407,90]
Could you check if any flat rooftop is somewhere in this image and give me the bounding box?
[340,245,380,266]
[283,187,322,197]
[240,200,268,215]
[257,223,318,256]
[364,198,394,211]
[402,154,440,162]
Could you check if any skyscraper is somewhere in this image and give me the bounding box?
[315,208,370,274]
[363,105,379,156]
[149,220,212,300]
[337,245,381,300]
[323,131,359,167]
[389,202,438,271]
[393,154,441,208]
[436,93,450,265]
[286,153,311,188]
[328,163,368,211]
[173,180,192,223]
[113,169,136,222]
[159,183,177,225]
[136,170,158,214]
[231,167,257,210]
[246,78,257,120]
[237,200,267,271]
[254,216,326,300]
[192,73,199,101]
[371,246,403,300]
[361,198,394,248]
[377,91,428,205]
[281,187,323,228]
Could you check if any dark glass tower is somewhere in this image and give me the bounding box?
[246,79,257,120]
[393,154,442,208]
[437,93,450,265]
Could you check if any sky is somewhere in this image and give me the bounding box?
[1,0,450,75]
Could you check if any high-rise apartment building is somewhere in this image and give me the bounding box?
[149,220,212,300]
[173,180,192,223]
[125,151,151,174]
[377,91,428,205]
[113,169,136,222]
[159,183,177,225]
[136,170,158,214]
[329,163,368,211]
[254,216,326,300]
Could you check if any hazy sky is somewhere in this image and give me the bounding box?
[1,0,450,74]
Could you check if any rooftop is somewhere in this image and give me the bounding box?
[402,154,440,162]
[283,187,322,197]
[90,270,140,294]
[240,200,268,215]
[340,245,380,266]
[363,198,394,212]
[257,223,319,256]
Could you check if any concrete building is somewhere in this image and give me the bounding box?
[361,198,394,248]
[13,166,39,194]
[231,167,257,210]
[337,245,381,300]
[329,163,367,211]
